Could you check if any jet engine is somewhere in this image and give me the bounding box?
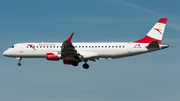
[46,53,61,61]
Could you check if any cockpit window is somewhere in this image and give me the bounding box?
[11,46,14,48]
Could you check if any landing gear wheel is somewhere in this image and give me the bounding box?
[83,63,89,69]
[16,57,22,66]
[72,61,78,66]
[17,63,21,66]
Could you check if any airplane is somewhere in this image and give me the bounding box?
[3,18,169,69]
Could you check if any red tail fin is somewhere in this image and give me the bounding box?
[134,18,167,44]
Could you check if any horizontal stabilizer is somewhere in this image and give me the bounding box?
[147,40,159,48]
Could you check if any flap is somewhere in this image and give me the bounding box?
[78,52,99,58]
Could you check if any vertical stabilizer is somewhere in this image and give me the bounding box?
[134,18,167,44]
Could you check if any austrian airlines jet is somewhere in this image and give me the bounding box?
[3,18,169,69]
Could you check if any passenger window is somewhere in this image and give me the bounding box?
[27,46,28,48]
[40,46,42,48]
[98,46,100,48]
[47,46,48,48]
[57,46,59,48]
[50,46,52,48]
[54,46,55,48]
[43,46,45,48]
[37,46,38,48]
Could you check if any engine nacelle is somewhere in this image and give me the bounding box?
[63,60,73,65]
[46,53,61,61]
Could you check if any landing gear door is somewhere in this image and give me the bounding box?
[19,43,24,53]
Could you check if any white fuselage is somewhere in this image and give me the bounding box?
[3,42,166,59]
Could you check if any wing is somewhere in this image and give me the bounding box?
[61,33,99,61]
[61,33,82,60]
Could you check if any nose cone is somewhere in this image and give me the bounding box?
[3,50,8,56]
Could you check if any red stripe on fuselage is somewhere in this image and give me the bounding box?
[134,35,161,44]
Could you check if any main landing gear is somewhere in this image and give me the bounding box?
[72,60,89,69]
[83,60,89,69]
[83,63,89,69]
[16,57,22,66]
[72,60,78,66]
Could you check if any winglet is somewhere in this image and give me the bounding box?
[65,33,74,42]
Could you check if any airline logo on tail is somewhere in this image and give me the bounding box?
[154,28,162,34]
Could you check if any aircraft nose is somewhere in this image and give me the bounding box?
[3,50,8,56]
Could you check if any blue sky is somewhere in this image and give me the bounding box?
[0,0,180,101]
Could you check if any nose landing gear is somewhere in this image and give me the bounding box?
[16,57,22,66]
[17,63,21,66]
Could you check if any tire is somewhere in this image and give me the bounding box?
[83,63,89,69]
[17,63,21,66]
[72,61,78,66]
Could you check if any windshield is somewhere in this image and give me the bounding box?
[11,46,14,48]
